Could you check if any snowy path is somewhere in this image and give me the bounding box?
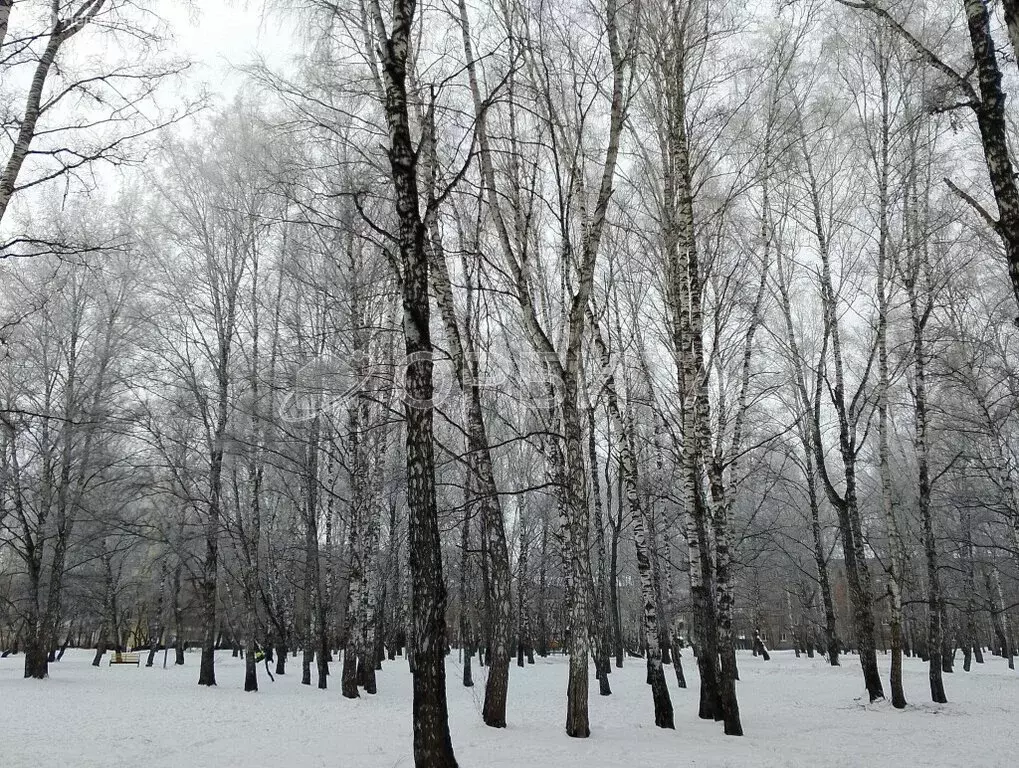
[1,649,1015,767]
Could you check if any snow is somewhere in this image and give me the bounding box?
[1,649,1016,767]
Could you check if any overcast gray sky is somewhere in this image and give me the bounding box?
[157,1,297,93]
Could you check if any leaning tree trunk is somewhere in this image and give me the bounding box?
[960,0,1019,323]
[618,425,671,727]
[848,0,1019,323]
[591,318,671,726]
[659,14,731,724]
[0,16,71,225]
[671,171,725,725]
[466,385,511,723]
[447,0,522,727]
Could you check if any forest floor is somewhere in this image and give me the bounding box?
[1,647,1015,767]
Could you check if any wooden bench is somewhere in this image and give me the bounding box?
[109,652,140,666]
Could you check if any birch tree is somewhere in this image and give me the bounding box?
[357,0,458,762]
[842,0,1019,324]
[0,1,192,248]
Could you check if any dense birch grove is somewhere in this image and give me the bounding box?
[4,0,1019,764]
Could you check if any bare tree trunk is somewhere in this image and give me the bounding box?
[0,6,102,223]
[343,388,367,699]
[903,197,946,703]
[655,0,735,726]
[172,560,185,666]
[609,489,624,669]
[807,447,840,668]
[796,106,883,701]
[146,564,167,668]
[561,392,593,738]
[538,515,550,659]
[362,1,458,762]
[92,547,116,667]
[459,493,474,688]
[244,612,258,692]
[199,422,227,687]
[358,483,381,695]
[962,506,981,671]
[987,570,1014,668]
[517,500,533,667]
[0,1,12,50]
[15,454,48,679]
[875,72,906,705]
[458,0,631,738]
[586,400,611,697]
[846,0,1019,321]
[774,230,840,668]
[342,556,361,699]
[590,319,672,727]
[423,26,512,721]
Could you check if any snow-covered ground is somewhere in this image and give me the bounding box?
[1,648,1015,767]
